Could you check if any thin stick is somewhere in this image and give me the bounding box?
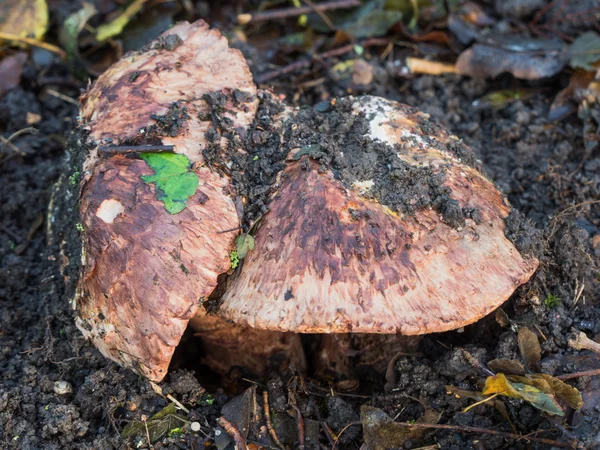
[256,38,389,83]
[239,0,359,24]
[46,88,79,106]
[332,421,361,450]
[573,281,585,305]
[0,127,38,156]
[557,369,600,380]
[291,403,305,450]
[166,394,190,414]
[218,416,248,450]
[460,348,495,377]
[263,391,285,450]
[302,0,335,30]
[530,0,561,25]
[0,223,23,242]
[392,422,575,448]
[0,136,23,156]
[0,32,66,59]
[463,393,499,413]
[98,144,175,154]
[141,415,155,450]
[218,226,244,234]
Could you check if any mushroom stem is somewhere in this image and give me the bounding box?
[317,334,421,378]
[189,310,306,379]
[568,330,600,354]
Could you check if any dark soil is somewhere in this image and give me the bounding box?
[1,4,600,450]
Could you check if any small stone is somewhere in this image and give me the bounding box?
[191,422,201,432]
[53,380,73,395]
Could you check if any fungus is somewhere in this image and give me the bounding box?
[218,96,539,335]
[53,20,538,383]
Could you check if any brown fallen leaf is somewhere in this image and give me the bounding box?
[456,37,569,80]
[487,358,526,375]
[0,52,27,98]
[518,327,541,372]
[549,70,596,122]
[361,405,440,450]
[448,1,495,45]
[509,374,583,410]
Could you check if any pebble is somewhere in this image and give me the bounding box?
[53,380,73,395]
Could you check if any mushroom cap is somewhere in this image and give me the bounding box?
[217,96,539,334]
[75,21,255,381]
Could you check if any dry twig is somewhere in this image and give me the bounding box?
[218,416,249,450]
[98,144,175,154]
[557,369,600,380]
[0,32,66,59]
[263,391,285,450]
[0,127,38,157]
[256,38,389,83]
[332,421,361,450]
[238,0,359,24]
[569,330,600,354]
[303,0,335,30]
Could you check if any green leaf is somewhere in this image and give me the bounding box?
[122,403,187,443]
[570,32,600,71]
[236,234,255,259]
[343,3,403,39]
[140,152,199,214]
[473,89,533,110]
[59,3,97,78]
[309,0,402,38]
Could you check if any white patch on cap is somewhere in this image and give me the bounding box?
[352,179,374,195]
[96,199,124,224]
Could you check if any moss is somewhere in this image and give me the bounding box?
[230,250,239,269]
[544,293,560,309]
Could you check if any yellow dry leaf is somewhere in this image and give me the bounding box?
[95,0,149,43]
[0,0,48,40]
[483,373,564,416]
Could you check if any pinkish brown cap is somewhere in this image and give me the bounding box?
[217,96,539,335]
[75,21,255,381]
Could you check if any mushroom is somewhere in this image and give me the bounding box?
[57,20,303,382]
[54,20,538,383]
[215,96,539,374]
[218,97,539,334]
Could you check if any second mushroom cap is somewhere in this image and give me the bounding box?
[216,96,539,334]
